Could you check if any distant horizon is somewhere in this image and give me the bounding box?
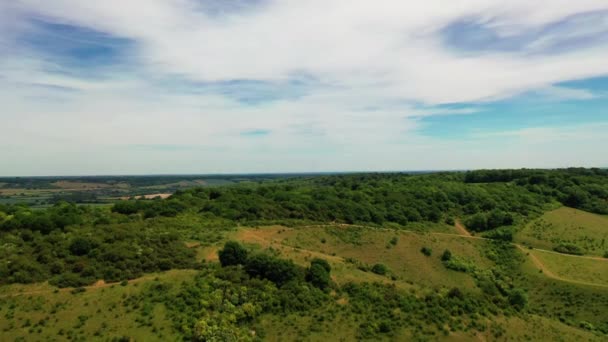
[1,166,606,179]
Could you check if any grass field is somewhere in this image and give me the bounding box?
[0,270,197,342]
[234,225,497,291]
[529,249,608,287]
[516,207,608,256]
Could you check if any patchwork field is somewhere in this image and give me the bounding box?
[515,207,608,256]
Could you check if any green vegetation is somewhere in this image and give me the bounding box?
[516,207,608,256]
[1,169,607,340]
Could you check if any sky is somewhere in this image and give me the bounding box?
[1,1,607,176]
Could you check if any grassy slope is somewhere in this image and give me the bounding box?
[516,207,608,256]
[530,249,608,286]
[0,270,196,341]
[2,218,607,341]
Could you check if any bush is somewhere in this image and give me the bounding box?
[69,237,94,256]
[245,253,301,286]
[508,288,527,310]
[310,258,331,273]
[371,263,389,276]
[420,247,432,256]
[553,243,584,256]
[218,241,249,267]
[441,249,452,262]
[306,263,330,289]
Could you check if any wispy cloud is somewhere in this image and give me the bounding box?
[0,1,607,175]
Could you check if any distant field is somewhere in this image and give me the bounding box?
[516,207,608,256]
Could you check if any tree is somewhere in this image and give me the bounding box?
[441,249,452,262]
[371,263,388,276]
[218,241,248,267]
[306,258,331,289]
[69,237,93,256]
[306,263,330,289]
[310,258,331,273]
[508,288,528,310]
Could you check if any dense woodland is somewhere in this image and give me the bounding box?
[1,169,607,339]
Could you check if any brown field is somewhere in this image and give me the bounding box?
[119,193,173,200]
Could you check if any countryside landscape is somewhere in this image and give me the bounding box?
[3,1,608,341]
[1,169,607,341]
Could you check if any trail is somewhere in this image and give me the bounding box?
[306,222,608,288]
[0,274,167,299]
[454,220,472,237]
[3,222,607,299]
[516,245,608,288]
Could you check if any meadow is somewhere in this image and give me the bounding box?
[516,207,608,256]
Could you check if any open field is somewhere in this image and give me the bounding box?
[516,207,608,256]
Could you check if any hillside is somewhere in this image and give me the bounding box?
[1,169,608,341]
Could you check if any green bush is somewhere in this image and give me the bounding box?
[420,247,432,256]
[218,241,249,267]
[441,249,452,262]
[371,263,389,276]
[553,243,584,255]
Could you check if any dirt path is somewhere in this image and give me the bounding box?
[516,245,608,288]
[454,220,473,237]
[0,274,161,299]
[298,223,608,288]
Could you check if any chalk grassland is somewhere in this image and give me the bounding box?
[529,249,608,286]
[1,223,607,341]
[515,207,608,256]
[0,270,196,342]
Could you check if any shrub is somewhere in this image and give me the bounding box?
[508,288,527,310]
[69,237,94,256]
[310,258,331,273]
[441,249,452,262]
[218,241,249,267]
[371,263,389,276]
[553,243,584,256]
[420,247,432,256]
[245,253,301,286]
[306,263,330,289]
[389,236,399,246]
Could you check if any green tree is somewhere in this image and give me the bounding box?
[441,249,452,262]
[509,288,528,310]
[218,241,248,267]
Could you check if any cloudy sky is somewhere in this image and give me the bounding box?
[1,1,607,176]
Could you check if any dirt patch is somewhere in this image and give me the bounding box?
[454,220,473,237]
[185,242,201,249]
[92,280,106,288]
[205,248,219,262]
[336,297,349,305]
[236,226,288,246]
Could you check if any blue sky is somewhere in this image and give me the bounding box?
[0,1,607,175]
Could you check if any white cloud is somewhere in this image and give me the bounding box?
[1,1,607,175]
